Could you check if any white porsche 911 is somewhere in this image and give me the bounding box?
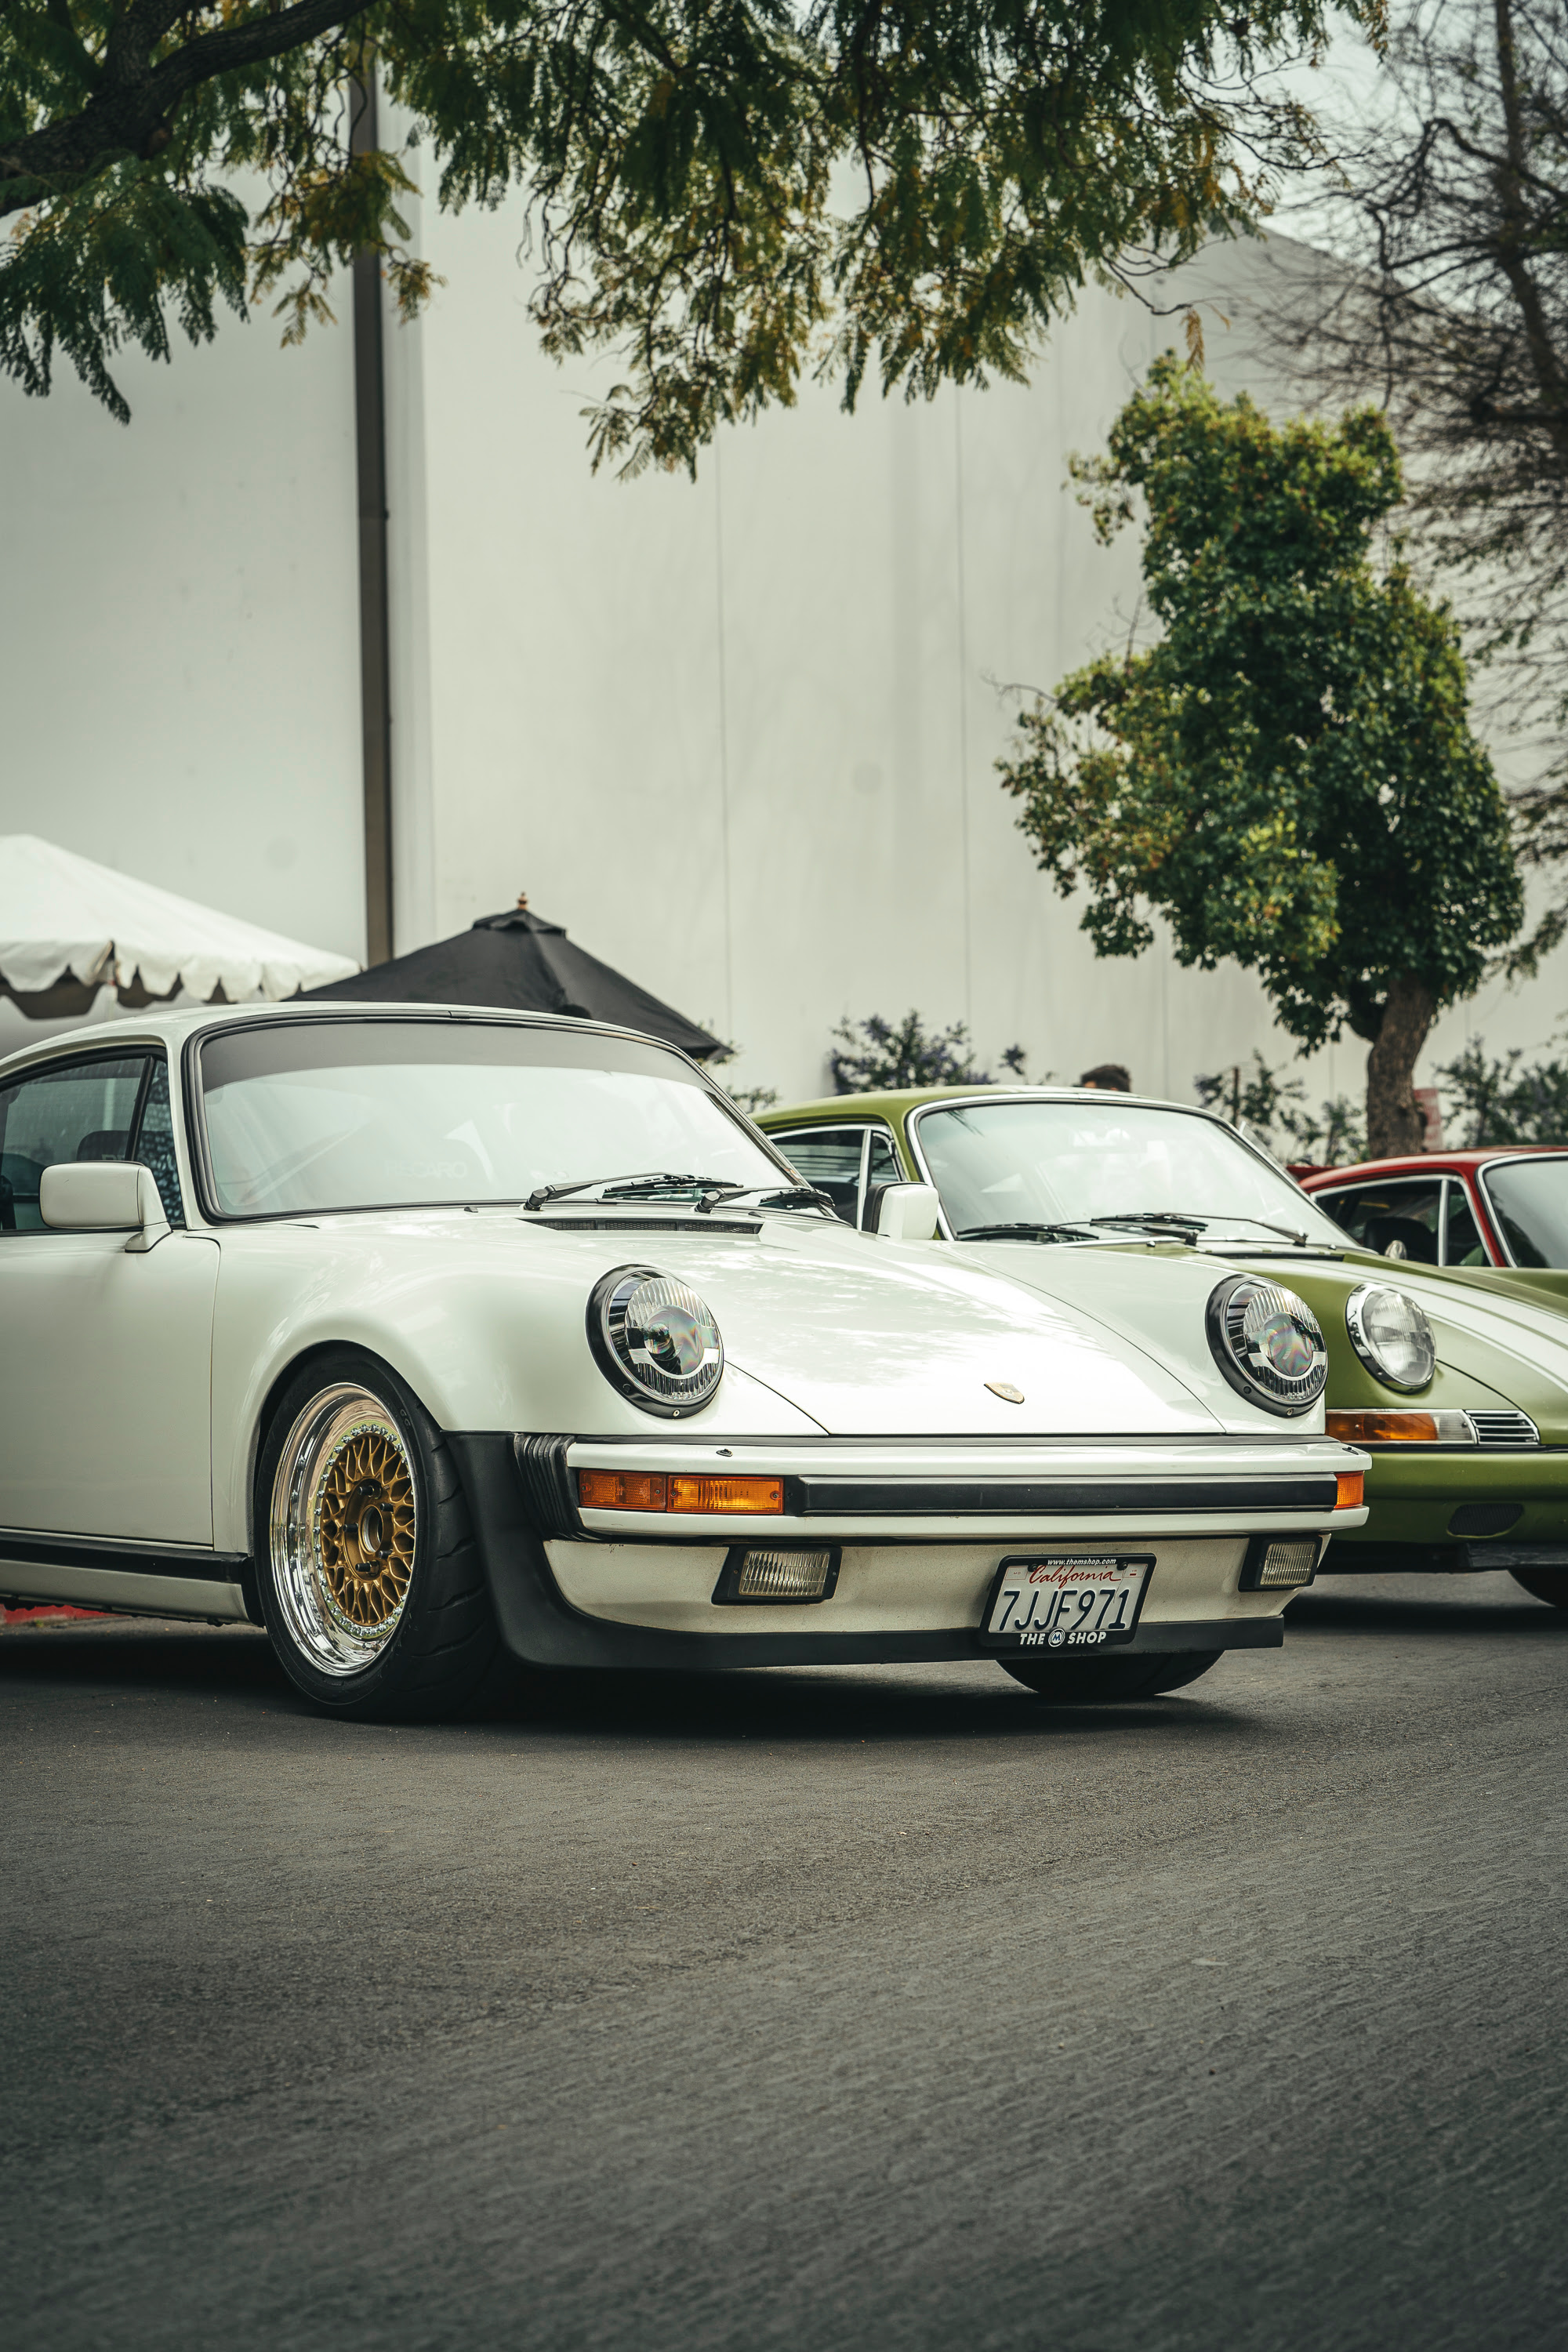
[0,1005,1367,1718]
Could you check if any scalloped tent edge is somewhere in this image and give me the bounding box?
[0,834,360,1014]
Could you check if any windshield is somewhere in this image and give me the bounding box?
[1481,1159,1568,1268]
[197,1019,787,1218]
[913,1097,1347,1247]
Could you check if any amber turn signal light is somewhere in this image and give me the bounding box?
[1335,1471,1365,1509]
[577,1469,784,1515]
[669,1475,784,1514]
[577,1470,669,1511]
[1327,1410,1438,1445]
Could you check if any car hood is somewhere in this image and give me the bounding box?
[704,1215,1225,1436]
[273,1207,1235,1439]
[1230,1247,1568,1430]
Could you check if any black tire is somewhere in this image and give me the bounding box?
[1000,1649,1223,1704]
[254,1347,510,1721]
[1510,1567,1568,1609]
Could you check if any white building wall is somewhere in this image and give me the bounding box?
[394,196,1381,1107]
[4,174,1566,1123]
[0,250,365,976]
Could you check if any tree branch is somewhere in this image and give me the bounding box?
[0,0,375,218]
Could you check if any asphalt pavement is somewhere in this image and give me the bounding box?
[4,1571,1566,2352]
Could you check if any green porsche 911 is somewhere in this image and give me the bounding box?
[760,1086,1568,1605]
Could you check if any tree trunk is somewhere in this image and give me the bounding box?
[1366,974,1436,1158]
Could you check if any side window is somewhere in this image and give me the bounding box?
[1443,1178,1485,1267]
[867,1131,902,1188]
[1317,1178,1442,1264]
[768,1127,866,1224]
[132,1058,186,1229]
[0,1055,151,1233]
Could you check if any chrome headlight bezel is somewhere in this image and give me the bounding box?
[1206,1275,1330,1417]
[1343,1283,1436,1393]
[587,1264,724,1418]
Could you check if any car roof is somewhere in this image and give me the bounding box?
[762,1083,1231,1123]
[0,1000,702,1083]
[1302,1149,1568,1185]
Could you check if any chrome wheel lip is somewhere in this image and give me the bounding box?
[270,1384,417,1679]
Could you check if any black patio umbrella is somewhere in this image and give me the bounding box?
[301,902,725,1062]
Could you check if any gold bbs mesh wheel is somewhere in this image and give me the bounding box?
[270,1385,419,1677]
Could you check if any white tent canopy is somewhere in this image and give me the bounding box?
[0,834,358,1010]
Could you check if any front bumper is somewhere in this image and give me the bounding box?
[450,1432,1368,1671]
[1350,1444,1568,1559]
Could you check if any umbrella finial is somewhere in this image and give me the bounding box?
[515,890,529,910]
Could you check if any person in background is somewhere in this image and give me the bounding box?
[1079,1063,1131,1092]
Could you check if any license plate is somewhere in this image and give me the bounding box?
[980,1555,1152,1653]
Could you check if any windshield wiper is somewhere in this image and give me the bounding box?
[956,1210,1311,1247]
[955,1220,1102,1243]
[1092,1208,1309,1247]
[692,1181,836,1215]
[523,1171,833,1215]
[524,1171,713,1211]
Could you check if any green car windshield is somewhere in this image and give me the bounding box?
[915,1097,1348,1248]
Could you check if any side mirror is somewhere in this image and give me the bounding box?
[873,1182,942,1241]
[40,1162,171,1252]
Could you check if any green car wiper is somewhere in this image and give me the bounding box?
[1093,1209,1309,1247]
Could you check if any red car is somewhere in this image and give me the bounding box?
[1300,1149,1568,1272]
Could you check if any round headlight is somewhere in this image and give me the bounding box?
[1344,1283,1436,1392]
[588,1265,724,1417]
[1207,1276,1329,1416]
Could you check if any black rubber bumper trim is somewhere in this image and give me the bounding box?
[0,1531,249,1581]
[1327,1541,1568,1574]
[447,1433,1285,1671]
[512,1434,580,1539]
[788,1477,1338,1515]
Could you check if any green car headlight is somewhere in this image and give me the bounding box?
[1345,1284,1436,1393]
[1207,1276,1329,1416]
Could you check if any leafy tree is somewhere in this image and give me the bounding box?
[706,1035,779,1116]
[998,356,1523,1157]
[0,2,1367,466]
[1195,1048,1363,1160]
[1270,2,1568,963]
[1436,1036,1568,1145]
[1196,1048,1307,1136]
[830,1011,1025,1093]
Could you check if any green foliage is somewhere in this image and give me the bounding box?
[1195,1050,1365,1163]
[706,1035,779,1117]
[999,358,1523,1065]
[830,1011,1025,1093]
[0,2,1368,465]
[1287,1092,1366,1165]
[1195,1050,1305,1138]
[1436,1038,1568,1148]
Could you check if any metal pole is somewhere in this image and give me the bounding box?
[351,67,394,967]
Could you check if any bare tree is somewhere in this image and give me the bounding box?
[1266,2,1568,956]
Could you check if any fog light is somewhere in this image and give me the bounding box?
[711,1546,840,1605]
[1241,1535,1323,1590]
[1259,1538,1319,1587]
[739,1550,831,1598]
